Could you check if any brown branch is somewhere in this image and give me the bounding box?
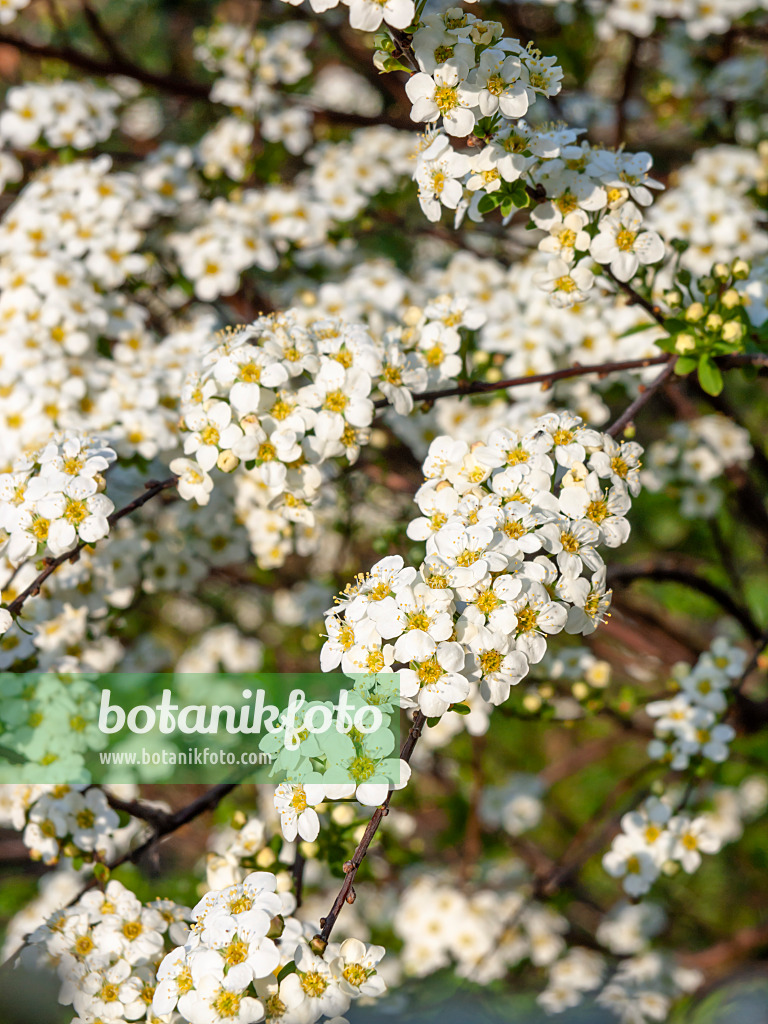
[0,782,238,971]
[607,562,762,640]
[0,31,210,99]
[81,0,125,65]
[4,475,178,620]
[375,352,768,413]
[607,358,677,436]
[314,710,425,948]
[374,354,670,409]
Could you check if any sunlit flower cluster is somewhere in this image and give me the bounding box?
[0,434,116,568]
[321,412,643,720]
[175,309,461,563]
[154,870,386,1024]
[645,638,745,769]
[0,81,120,150]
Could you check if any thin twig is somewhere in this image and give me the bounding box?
[315,710,425,947]
[5,475,178,619]
[607,563,762,640]
[607,359,676,436]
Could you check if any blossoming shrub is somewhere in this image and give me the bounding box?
[0,0,767,1021]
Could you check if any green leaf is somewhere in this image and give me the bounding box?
[277,962,298,983]
[674,355,698,375]
[476,194,500,215]
[93,862,110,885]
[697,354,724,395]
[451,703,472,715]
[662,318,688,333]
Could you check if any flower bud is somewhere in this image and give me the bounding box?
[675,333,696,353]
[705,313,723,331]
[256,847,276,868]
[721,289,741,309]
[722,321,744,343]
[684,302,705,322]
[732,259,750,279]
[713,262,730,280]
[217,450,239,473]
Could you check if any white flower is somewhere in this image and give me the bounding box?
[465,49,529,119]
[467,626,529,704]
[667,814,722,873]
[510,583,567,663]
[534,258,594,306]
[346,0,414,31]
[590,201,665,281]
[400,639,470,716]
[603,836,660,897]
[178,968,264,1024]
[170,457,214,506]
[405,61,476,137]
[274,783,324,842]
[415,132,471,222]
[329,937,387,998]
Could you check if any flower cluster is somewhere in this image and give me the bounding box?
[154,870,386,1024]
[648,146,768,276]
[194,21,313,115]
[14,783,120,866]
[321,412,642,720]
[0,82,120,150]
[404,18,562,137]
[603,795,725,896]
[262,675,409,837]
[166,124,413,301]
[641,414,753,518]
[0,434,116,568]
[395,9,667,306]
[174,310,461,562]
[394,874,568,981]
[0,671,113,782]
[21,878,191,1021]
[645,638,745,769]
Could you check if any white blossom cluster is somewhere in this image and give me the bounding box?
[20,878,192,1021]
[603,794,725,896]
[383,866,704,1020]
[166,124,413,301]
[0,81,121,150]
[645,638,745,769]
[398,10,667,305]
[404,17,563,138]
[153,871,386,1024]
[194,21,313,115]
[528,0,768,41]
[0,670,113,781]
[0,434,117,572]
[393,874,568,981]
[174,309,461,562]
[320,412,642,720]
[595,953,702,1024]
[648,145,768,276]
[641,414,753,518]
[11,783,121,866]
